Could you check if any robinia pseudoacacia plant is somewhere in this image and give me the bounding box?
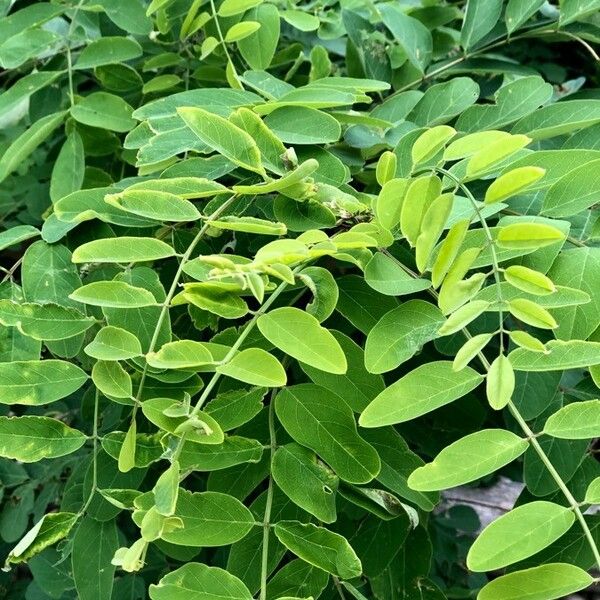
[0,0,600,599]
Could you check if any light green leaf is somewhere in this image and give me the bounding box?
[217,348,286,387]
[364,252,432,297]
[485,166,546,203]
[178,107,265,175]
[584,477,600,504]
[84,326,143,361]
[134,490,254,546]
[0,111,66,184]
[467,501,576,571]
[486,354,515,411]
[543,400,600,439]
[150,563,252,600]
[359,361,483,427]
[92,360,132,400]
[72,237,176,264]
[407,429,528,491]
[0,416,86,461]
[510,340,600,371]
[225,21,261,43]
[75,36,143,69]
[496,222,566,249]
[105,190,201,222]
[411,126,456,165]
[257,307,347,374]
[274,521,362,579]
[467,134,531,177]
[0,360,87,405]
[146,340,214,369]
[275,384,380,484]
[477,563,593,600]
[364,300,444,374]
[0,301,95,341]
[70,280,158,308]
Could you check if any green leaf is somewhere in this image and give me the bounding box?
[504,265,556,295]
[0,360,87,405]
[560,0,600,25]
[415,192,454,272]
[274,521,362,579]
[512,99,600,140]
[0,301,95,341]
[379,4,432,72]
[543,400,600,439]
[237,4,280,70]
[146,340,213,369]
[461,0,503,49]
[72,518,119,600]
[105,190,202,222]
[542,158,600,217]
[264,106,341,145]
[467,134,531,177]
[134,490,254,546]
[477,563,593,600]
[0,225,40,252]
[150,563,252,600]
[75,36,143,69]
[411,126,456,165]
[273,443,338,523]
[217,348,286,387]
[364,300,444,374]
[300,331,384,413]
[0,111,66,184]
[585,477,600,504]
[407,429,528,491]
[50,131,85,203]
[275,384,380,484]
[257,307,347,374]
[71,92,136,132]
[467,501,575,571]
[70,280,158,308]
[0,416,86,461]
[210,216,286,236]
[508,298,558,329]
[84,326,143,361]
[359,361,483,427]
[510,340,600,371]
[505,0,545,33]
[178,107,265,175]
[72,237,176,263]
[205,388,266,431]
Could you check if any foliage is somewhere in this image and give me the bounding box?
[0,0,599,599]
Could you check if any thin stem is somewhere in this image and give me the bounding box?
[208,0,240,85]
[435,167,505,351]
[79,388,99,516]
[133,196,237,409]
[259,385,279,600]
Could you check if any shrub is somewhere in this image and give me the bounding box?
[0,1,599,599]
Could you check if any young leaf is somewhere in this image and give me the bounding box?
[146,340,214,369]
[484,166,546,204]
[360,361,483,427]
[496,222,566,249]
[408,429,528,491]
[453,333,494,371]
[411,126,456,165]
[153,461,180,516]
[118,420,137,473]
[105,190,202,222]
[504,265,556,295]
[467,502,576,571]
[257,307,347,374]
[486,354,515,411]
[415,192,454,272]
[508,298,558,329]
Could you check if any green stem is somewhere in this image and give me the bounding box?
[78,388,99,516]
[259,385,279,600]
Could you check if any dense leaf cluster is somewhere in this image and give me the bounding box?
[0,1,599,599]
